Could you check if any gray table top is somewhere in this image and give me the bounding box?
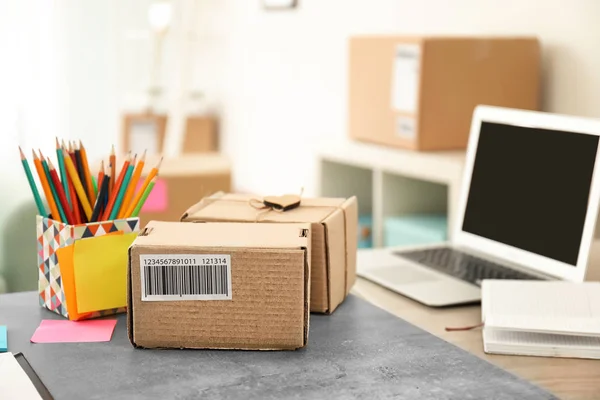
[1,291,554,400]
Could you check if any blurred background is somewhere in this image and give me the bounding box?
[1,0,599,293]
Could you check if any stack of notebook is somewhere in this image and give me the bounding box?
[482,280,600,359]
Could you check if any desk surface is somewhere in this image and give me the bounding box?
[352,240,600,400]
[2,291,553,400]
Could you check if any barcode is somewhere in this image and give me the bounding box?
[140,254,232,301]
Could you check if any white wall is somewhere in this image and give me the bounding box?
[192,0,600,196]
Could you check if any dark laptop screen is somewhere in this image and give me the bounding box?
[462,121,599,266]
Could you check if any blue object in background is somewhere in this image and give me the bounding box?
[358,215,373,248]
[384,214,447,247]
[0,325,6,352]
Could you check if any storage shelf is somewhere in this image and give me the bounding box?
[317,138,465,248]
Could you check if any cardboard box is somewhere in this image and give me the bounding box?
[122,113,218,154]
[114,154,232,226]
[37,215,140,320]
[127,221,311,350]
[349,36,541,150]
[181,193,358,314]
[183,116,218,152]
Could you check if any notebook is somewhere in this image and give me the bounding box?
[0,352,53,399]
[481,280,600,359]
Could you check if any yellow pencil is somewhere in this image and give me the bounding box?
[62,149,93,220]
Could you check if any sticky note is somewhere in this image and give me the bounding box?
[73,233,137,313]
[0,326,6,352]
[137,178,167,212]
[30,319,117,343]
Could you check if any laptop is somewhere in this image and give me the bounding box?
[357,105,600,306]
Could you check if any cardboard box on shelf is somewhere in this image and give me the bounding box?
[122,113,218,154]
[181,193,358,314]
[349,36,541,151]
[127,221,311,350]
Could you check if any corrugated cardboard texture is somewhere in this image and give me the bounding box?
[349,36,540,151]
[109,154,232,226]
[183,116,218,152]
[128,221,311,350]
[181,193,358,314]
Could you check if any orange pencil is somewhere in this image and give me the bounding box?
[97,160,105,189]
[118,150,146,218]
[32,150,60,221]
[101,153,131,221]
[109,145,116,197]
[125,156,162,218]
[62,149,93,221]
[79,140,95,204]
[48,159,75,225]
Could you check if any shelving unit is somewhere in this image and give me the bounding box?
[317,139,465,248]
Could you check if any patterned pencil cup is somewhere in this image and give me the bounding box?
[37,215,140,320]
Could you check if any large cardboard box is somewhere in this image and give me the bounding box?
[122,113,218,154]
[130,154,231,226]
[349,36,541,150]
[181,193,358,314]
[127,221,311,350]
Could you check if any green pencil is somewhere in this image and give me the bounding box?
[40,151,68,223]
[131,177,156,218]
[109,161,135,220]
[19,147,46,216]
[56,138,70,204]
[92,175,98,197]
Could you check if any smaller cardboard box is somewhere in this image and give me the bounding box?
[128,221,311,350]
[181,193,358,314]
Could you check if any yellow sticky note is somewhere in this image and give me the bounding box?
[73,233,137,313]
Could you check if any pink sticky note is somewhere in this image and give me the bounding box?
[30,319,117,343]
[136,178,168,212]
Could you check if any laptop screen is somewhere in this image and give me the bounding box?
[462,121,599,266]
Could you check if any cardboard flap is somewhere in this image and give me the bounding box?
[322,209,347,312]
[182,193,347,224]
[342,197,359,294]
[133,221,311,250]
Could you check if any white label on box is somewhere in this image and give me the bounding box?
[391,44,421,113]
[396,116,417,139]
[130,120,159,155]
[140,254,232,301]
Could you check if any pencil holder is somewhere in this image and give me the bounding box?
[36,215,140,320]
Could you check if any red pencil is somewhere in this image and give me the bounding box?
[101,153,131,221]
[48,159,75,225]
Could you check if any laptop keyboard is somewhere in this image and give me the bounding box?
[396,247,541,286]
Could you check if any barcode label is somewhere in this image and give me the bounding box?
[139,254,232,301]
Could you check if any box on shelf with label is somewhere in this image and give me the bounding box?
[348,35,541,151]
[127,221,311,350]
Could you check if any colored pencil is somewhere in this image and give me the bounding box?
[32,150,60,222]
[109,145,116,197]
[131,177,156,218]
[67,142,85,223]
[125,157,162,218]
[62,149,93,221]
[79,140,95,203]
[74,143,88,202]
[118,150,146,218]
[109,155,135,220]
[91,169,110,222]
[56,138,70,204]
[101,154,131,221]
[97,160,105,190]
[48,159,75,225]
[40,151,67,223]
[19,147,46,216]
